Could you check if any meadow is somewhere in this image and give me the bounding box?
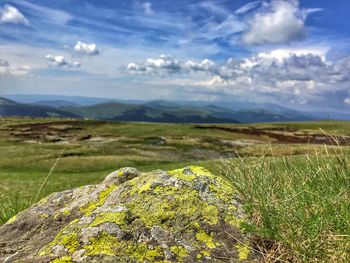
[0,117,349,261]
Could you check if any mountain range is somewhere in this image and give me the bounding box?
[1,95,348,123]
[0,97,79,118]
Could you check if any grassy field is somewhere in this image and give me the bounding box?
[0,117,349,261]
[226,154,350,262]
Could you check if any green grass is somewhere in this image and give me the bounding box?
[1,117,350,261]
[0,192,32,224]
[224,151,350,262]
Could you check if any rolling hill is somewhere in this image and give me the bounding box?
[1,95,320,123]
[64,102,240,123]
[63,100,316,123]
[0,97,79,118]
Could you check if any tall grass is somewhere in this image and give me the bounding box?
[224,148,350,262]
[0,148,66,225]
[0,193,32,225]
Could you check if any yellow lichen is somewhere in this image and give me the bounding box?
[127,185,184,227]
[69,219,80,225]
[224,213,244,229]
[196,251,210,259]
[126,173,159,196]
[168,166,215,182]
[170,245,188,261]
[201,205,219,225]
[129,198,175,227]
[39,222,81,256]
[39,213,49,219]
[50,256,73,263]
[196,229,216,249]
[84,232,164,261]
[128,178,137,186]
[58,233,80,253]
[38,196,49,205]
[235,243,250,260]
[81,185,118,216]
[209,178,236,203]
[144,247,163,261]
[89,211,127,227]
[38,166,248,262]
[126,244,163,261]
[127,179,223,231]
[38,248,50,257]
[5,215,17,225]
[127,184,216,228]
[188,166,214,177]
[84,232,118,256]
[168,168,196,182]
[138,181,153,194]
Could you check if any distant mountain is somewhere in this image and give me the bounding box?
[0,97,17,106]
[63,100,317,123]
[229,108,313,123]
[34,100,81,108]
[1,95,322,123]
[138,101,316,123]
[308,111,350,121]
[0,97,80,118]
[64,102,240,123]
[4,95,112,106]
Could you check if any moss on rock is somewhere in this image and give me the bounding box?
[50,256,73,263]
[84,232,119,256]
[5,215,17,225]
[80,184,118,216]
[89,211,127,227]
[0,166,255,262]
[195,229,216,249]
[236,243,251,260]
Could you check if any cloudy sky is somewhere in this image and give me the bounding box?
[0,0,350,111]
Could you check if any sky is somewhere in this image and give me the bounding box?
[0,0,350,111]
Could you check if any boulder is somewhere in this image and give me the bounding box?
[0,166,255,262]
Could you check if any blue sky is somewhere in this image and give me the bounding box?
[0,0,350,111]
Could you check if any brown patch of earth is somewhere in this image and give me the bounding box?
[195,125,350,146]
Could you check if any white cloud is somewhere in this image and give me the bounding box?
[184,59,216,72]
[127,55,240,80]
[254,47,328,62]
[197,1,230,17]
[0,59,9,67]
[305,8,324,15]
[199,15,246,41]
[46,55,81,68]
[0,5,29,25]
[126,50,350,106]
[234,1,260,15]
[242,0,309,45]
[17,1,71,25]
[0,59,9,74]
[344,98,350,105]
[128,55,181,74]
[142,2,155,15]
[127,63,143,71]
[10,65,30,76]
[0,58,30,75]
[146,55,180,69]
[128,55,219,76]
[74,41,100,56]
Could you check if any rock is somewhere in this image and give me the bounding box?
[0,166,255,262]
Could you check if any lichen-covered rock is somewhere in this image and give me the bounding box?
[0,166,256,262]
